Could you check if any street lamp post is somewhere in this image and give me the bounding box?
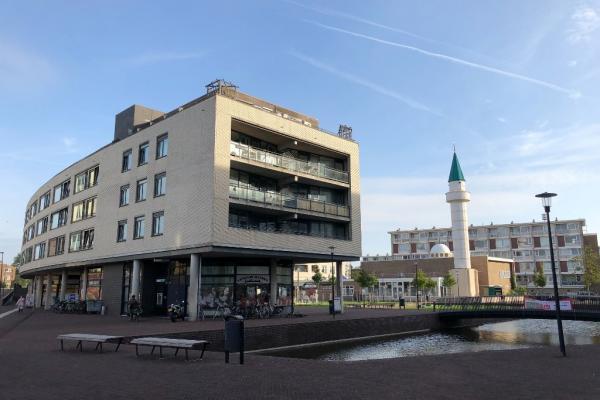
[329,246,336,319]
[414,261,420,309]
[0,252,4,288]
[535,192,566,357]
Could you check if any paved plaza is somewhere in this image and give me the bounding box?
[1,307,599,400]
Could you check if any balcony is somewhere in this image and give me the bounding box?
[229,185,350,219]
[230,142,349,183]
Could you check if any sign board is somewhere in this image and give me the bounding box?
[236,275,270,284]
[524,298,573,311]
[333,297,342,312]
[68,293,77,302]
[302,283,317,289]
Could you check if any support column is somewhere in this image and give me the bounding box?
[44,273,53,310]
[34,275,43,308]
[270,260,278,305]
[59,270,67,301]
[80,268,88,301]
[131,259,141,300]
[187,254,201,321]
[336,261,344,313]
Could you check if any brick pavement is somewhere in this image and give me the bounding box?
[0,308,599,400]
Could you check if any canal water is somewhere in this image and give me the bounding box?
[265,320,600,361]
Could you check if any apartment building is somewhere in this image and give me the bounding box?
[19,80,361,318]
[388,219,593,292]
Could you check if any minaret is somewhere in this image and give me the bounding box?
[445,152,471,269]
[445,151,479,296]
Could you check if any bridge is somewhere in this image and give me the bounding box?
[432,296,600,322]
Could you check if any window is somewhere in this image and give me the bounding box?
[138,142,149,165]
[475,240,487,250]
[71,197,97,223]
[53,180,70,203]
[152,211,164,236]
[565,235,580,245]
[119,185,130,206]
[69,228,94,252]
[154,172,166,197]
[36,217,48,236]
[136,179,147,202]
[23,247,33,263]
[74,166,99,193]
[39,191,51,211]
[47,236,65,257]
[29,201,38,218]
[117,220,127,242]
[567,223,579,231]
[50,208,68,230]
[156,134,168,159]
[26,225,35,241]
[134,216,145,239]
[33,242,46,260]
[122,149,132,172]
[496,238,511,248]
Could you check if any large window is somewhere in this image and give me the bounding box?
[156,134,168,159]
[117,220,127,242]
[36,216,48,236]
[119,185,130,207]
[39,191,51,211]
[72,197,97,223]
[134,216,145,239]
[122,149,132,172]
[86,267,103,300]
[138,142,149,165]
[47,235,65,257]
[53,180,70,203]
[69,228,94,252]
[152,211,164,236]
[23,247,33,263]
[26,225,35,241]
[154,172,166,197]
[74,165,99,194]
[33,242,46,260]
[50,208,68,230]
[565,235,580,245]
[136,178,147,202]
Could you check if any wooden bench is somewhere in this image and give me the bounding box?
[57,334,124,353]
[130,337,209,361]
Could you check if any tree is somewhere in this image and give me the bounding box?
[352,269,378,302]
[573,247,600,292]
[509,286,527,296]
[12,253,24,268]
[442,272,456,296]
[533,269,547,291]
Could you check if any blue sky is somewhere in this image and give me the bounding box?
[1,0,599,262]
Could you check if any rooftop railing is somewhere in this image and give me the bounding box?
[229,185,350,218]
[229,222,348,241]
[230,142,349,183]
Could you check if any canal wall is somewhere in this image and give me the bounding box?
[138,313,504,351]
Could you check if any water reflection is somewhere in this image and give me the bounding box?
[265,320,600,361]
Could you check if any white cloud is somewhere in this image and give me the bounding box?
[0,40,56,93]
[124,51,203,67]
[288,50,440,115]
[307,20,579,98]
[568,60,578,67]
[567,5,600,43]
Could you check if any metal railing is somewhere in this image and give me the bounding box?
[229,185,349,218]
[433,295,600,312]
[230,142,349,183]
[229,222,347,241]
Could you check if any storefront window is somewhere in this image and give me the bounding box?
[86,267,103,300]
[276,266,292,305]
[121,263,132,314]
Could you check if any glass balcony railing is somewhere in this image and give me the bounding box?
[230,142,349,183]
[229,185,350,218]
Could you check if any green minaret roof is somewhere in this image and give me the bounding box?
[448,152,465,182]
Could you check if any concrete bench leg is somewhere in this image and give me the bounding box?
[174,348,179,357]
[151,346,156,355]
[76,341,83,352]
[60,340,64,351]
[115,340,122,352]
[159,346,163,358]
[135,344,139,356]
[200,343,207,359]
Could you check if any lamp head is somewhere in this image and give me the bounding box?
[535,192,557,211]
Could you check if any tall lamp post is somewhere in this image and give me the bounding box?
[0,251,4,288]
[535,192,566,357]
[329,246,336,318]
[414,261,420,309]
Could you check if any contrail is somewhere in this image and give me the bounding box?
[289,50,440,116]
[308,20,579,98]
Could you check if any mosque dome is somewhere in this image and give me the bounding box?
[430,244,452,258]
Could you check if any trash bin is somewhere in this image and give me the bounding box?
[328,300,334,314]
[224,315,244,364]
[399,298,406,309]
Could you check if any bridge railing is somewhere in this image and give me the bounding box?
[433,296,525,312]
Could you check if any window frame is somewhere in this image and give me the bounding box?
[136,178,147,202]
[47,235,65,257]
[154,172,166,197]
[39,191,51,211]
[133,216,145,239]
[117,219,128,242]
[122,149,133,172]
[138,142,149,166]
[53,179,71,204]
[152,211,164,237]
[74,165,99,194]
[119,184,130,207]
[156,133,168,159]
